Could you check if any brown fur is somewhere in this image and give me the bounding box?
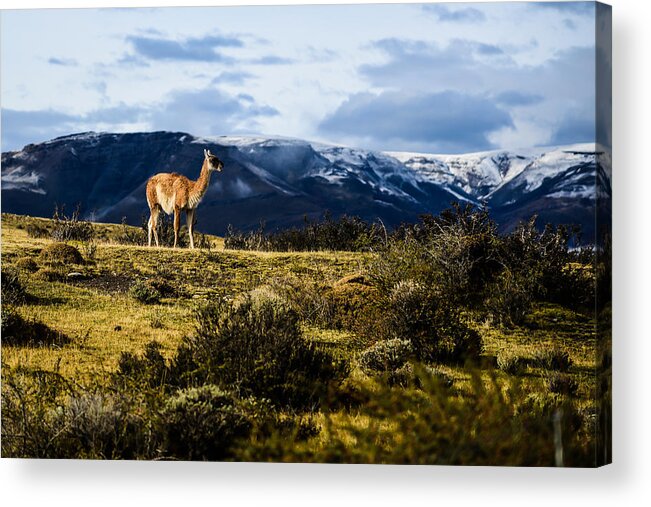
[146,149,223,248]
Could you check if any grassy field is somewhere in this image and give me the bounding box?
[1,212,602,464]
[1,213,366,379]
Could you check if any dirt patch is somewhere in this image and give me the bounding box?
[70,273,136,294]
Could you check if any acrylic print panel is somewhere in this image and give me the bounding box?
[0,2,611,466]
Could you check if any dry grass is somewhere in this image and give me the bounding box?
[1,213,366,383]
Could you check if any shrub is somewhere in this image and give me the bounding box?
[496,351,527,375]
[501,218,593,310]
[225,213,386,252]
[170,296,349,409]
[2,367,154,459]
[268,276,335,329]
[51,393,148,459]
[547,373,579,396]
[150,311,165,329]
[50,204,94,242]
[38,243,84,265]
[1,267,28,304]
[359,339,413,374]
[116,216,147,246]
[25,222,50,238]
[484,269,535,327]
[159,385,262,461]
[2,366,76,458]
[380,280,482,364]
[237,369,591,466]
[130,279,161,304]
[386,204,502,306]
[324,277,382,333]
[115,341,170,389]
[15,257,39,273]
[535,348,573,372]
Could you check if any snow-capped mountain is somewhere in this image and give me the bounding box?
[388,143,600,201]
[1,132,610,240]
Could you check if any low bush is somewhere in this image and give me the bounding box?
[130,279,161,304]
[25,222,50,238]
[236,369,591,466]
[115,341,170,390]
[50,204,94,242]
[268,276,336,329]
[38,243,84,265]
[359,339,412,374]
[324,277,382,333]
[170,296,349,409]
[159,385,264,461]
[547,373,579,396]
[2,365,154,459]
[225,213,386,252]
[52,393,148,459]
[535,348,573,372]
[496,351,527,375]
[146,277,176,297]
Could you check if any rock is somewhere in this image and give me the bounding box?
[67,272,85,279]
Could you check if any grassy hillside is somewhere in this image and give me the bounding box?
[1,212,603,465]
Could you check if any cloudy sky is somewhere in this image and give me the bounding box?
[1,2,600,154]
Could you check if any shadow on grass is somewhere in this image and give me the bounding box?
[1,307,71,348]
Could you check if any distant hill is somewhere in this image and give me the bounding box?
[1,131,610,240]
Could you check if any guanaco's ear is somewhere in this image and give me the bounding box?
[203,149,208,158]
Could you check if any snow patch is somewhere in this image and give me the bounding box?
[1,166,46,194]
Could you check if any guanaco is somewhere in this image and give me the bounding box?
[146,149,223,248]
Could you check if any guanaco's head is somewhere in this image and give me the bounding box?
[204,149,224,172]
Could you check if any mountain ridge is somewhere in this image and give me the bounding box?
[1,131,609,241]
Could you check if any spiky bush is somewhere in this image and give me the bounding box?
[170,296,349,409]
[359,339,412,374]
[159,385,264,461]
[50,204,94,242]
[496,351,527,375]
[380,280,482,364]
[535,348,573,372]
[225,212,386,252]
[236,369,591,466]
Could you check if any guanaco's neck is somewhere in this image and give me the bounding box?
[189,159,213,206]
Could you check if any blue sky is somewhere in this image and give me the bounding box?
[1,2,600,153]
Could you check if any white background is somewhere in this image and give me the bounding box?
[1,0,649,505]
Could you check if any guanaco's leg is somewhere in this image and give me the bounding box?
[186,208,196,249]
[173,207,181,248]
[149,206,160,247]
